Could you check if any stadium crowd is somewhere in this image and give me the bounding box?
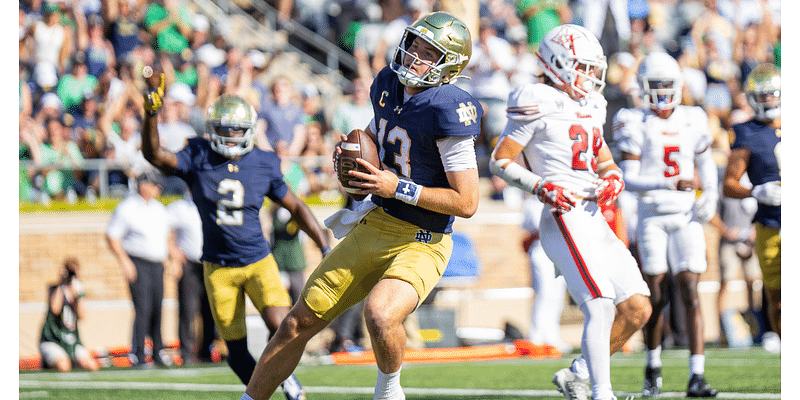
[18,0,780,203]
[20,0,780,372]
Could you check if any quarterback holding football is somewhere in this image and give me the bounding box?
[241,11,483,400]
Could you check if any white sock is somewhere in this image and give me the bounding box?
[580,297,616,400]
[690,354,705,376]
[240,393,255,400]
[373,367,403,400]
[571,356,590,380]
[646,345,662,368]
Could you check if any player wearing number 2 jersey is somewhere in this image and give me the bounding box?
[613,52,718,398]
[141,78,330,400]
[491,24,651,400]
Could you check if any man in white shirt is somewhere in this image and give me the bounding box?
[106,172,171,367]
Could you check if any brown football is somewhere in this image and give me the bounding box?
[336,129,379,201]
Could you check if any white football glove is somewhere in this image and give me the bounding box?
[693,192,718,223]
[751,181,781,206]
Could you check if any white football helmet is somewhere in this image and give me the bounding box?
[637,52,683,112]
[536,24,607,98]
[745,63,781,121]
[206,94,257,158]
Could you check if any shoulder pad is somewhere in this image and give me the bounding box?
[506,83,557,122]
[611,108,645,142]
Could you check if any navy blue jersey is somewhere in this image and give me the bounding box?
[174,138,289,266]
[369,68,482,233]
[731,120,781,228]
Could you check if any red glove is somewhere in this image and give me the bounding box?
[595,171,625,206]
[535,181,576,212]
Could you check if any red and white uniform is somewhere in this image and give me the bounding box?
[502,83,649,307]
[613,105,714,275]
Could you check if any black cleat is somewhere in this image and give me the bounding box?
[687,374,718,397]
[642,366,662,397]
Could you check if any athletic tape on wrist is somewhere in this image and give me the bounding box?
[395,178,422,205]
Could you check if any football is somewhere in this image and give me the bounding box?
[336,129,379,201]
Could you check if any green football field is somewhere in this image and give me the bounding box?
[19,347,780,399]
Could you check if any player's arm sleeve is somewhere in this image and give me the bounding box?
[695,146,718,194]
[438,135,478,172]
[692,107,718,194]
[618,159,672,191]
[489,85,546,193]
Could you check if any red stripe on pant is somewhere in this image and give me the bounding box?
[553,210,602,298]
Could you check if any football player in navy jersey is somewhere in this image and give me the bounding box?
[141,78,330,400]
[240,11,483,400]
[723,64,781,338]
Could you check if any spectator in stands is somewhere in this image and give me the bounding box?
[39,257,100,372]
[158,83,197,153]
[260,75,307,157]
[103,0,143,63]
[370,0,429,75]
[32,62,60,112]
[81,15,116,79]
[35,115,85,203]
[481,0,524,38]
[55,52,99,116]
[101,112,149,196]
[19,63,34,125]
[155,82,198,195]
[514,0,570,52]
[142,0,191,56]
[106,172,172,368]
[299,82,326,130]
[167,187,216,364]
[29,1,73,75]
[691,0,738,128]
[20,118,42,202]
[188,13,212,53]
[331,77,373,140]
[300,120,335,195]
[71,90,105,197]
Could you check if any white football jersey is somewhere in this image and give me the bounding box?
[612,105,712,213]
[503,83,608,197]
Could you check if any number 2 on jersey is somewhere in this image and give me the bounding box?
[570,125,602,172]
[217,178,244,225]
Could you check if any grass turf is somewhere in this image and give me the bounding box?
[19,346,780,399]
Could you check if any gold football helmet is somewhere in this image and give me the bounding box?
[745,63,781,121]
[390,11,472,87]
[206,94,257,158]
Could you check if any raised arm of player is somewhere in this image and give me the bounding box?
[141,73,179,175]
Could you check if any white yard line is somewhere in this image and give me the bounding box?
[19,380,781,399]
